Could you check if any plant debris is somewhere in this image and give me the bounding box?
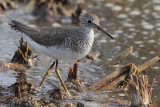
[11,38,33,65]
[32,0,84,23]
[0,69,37,106]
[65,61,84,94]
[89,56,159,91]
[129,74,155,106]
[0,0,16,13]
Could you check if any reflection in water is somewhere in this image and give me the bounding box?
[16,71,27,83]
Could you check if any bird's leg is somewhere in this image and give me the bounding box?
[55,60,70,97]
[39,61,56,87]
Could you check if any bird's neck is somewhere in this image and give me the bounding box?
[79,26,93,35]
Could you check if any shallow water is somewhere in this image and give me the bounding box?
[0,0,160,106]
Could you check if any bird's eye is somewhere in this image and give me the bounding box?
[87,20,92,23]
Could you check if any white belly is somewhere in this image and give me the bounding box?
[44,46,87,60]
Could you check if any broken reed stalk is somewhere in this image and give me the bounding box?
[67,61,79,81]
[89,56,159,91]
[88,64,137,91]
[137,56,160,74]
[103,46,133,69]
[129,74,155,106]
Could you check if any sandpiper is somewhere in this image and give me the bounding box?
[10,13,114,97]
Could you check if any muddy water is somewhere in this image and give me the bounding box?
[0,0,160,106]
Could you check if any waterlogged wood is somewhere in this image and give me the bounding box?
[129,74,154,106]
[103,46,133,69]
[137,56,160,74]
[89,64,137,90]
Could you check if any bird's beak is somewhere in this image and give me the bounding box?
[95,24,114,40]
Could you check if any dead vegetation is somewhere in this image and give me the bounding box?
[0,68,37,106]
[89,56,159,91]
[88,47,159,106]
[11,38,34,65]
[129,74,155,106]
[0,0,83,24]
[32,0,83,23]
[66,61,84,93]
[0,0,16,13]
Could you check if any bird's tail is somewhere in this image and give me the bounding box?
[9,20,38,36]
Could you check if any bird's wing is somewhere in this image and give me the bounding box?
[37,27,73,47]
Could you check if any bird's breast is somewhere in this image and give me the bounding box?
[73,29,94,57]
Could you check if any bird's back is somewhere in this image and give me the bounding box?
[10,20,79,47]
